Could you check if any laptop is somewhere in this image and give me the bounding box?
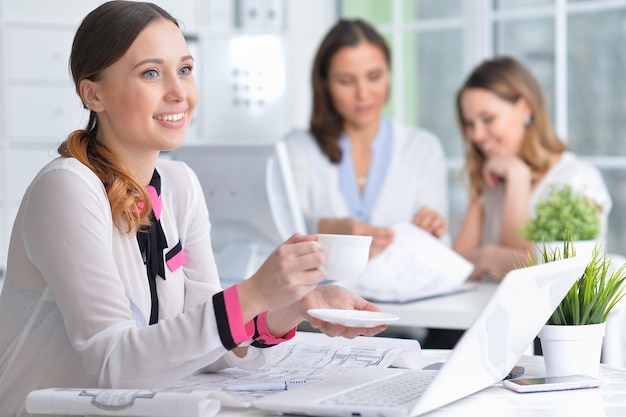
[254,256,587,417]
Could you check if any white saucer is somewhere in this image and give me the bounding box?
[307,309,399,328]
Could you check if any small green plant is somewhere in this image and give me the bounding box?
[520,185,601,242]
[519,241,626,325]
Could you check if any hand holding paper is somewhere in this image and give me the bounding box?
[340,223,474,302]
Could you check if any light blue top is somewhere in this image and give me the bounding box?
[338,118,392,222]
[285,120,448,235]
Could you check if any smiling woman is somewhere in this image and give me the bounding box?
[77,17,198,188]
[0,2,386,416]
[452,56,612,282]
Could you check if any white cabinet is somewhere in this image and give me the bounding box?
[7,148,58,201]
[5,25,75,80]
[1,0,100,25]
[0,21,84,268]
[6,85,85,139]
[3,24,85,140]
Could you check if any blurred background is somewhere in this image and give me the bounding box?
[1,0,626,274]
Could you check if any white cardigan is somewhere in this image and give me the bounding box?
[285,121,449,234]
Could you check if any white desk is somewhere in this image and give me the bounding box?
[217,349,626,416]
[375,282,625,367]
[376,283,497,330]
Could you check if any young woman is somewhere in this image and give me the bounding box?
[285,19,449,258]
[453,56,612,281]
[0,2,385,415]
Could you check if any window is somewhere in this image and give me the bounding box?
[341,0,626,255]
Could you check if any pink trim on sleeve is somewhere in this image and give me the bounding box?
[166,250,185,271]
[254,311,297,345]
[222,285,254,345]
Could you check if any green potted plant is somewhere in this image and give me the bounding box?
[521,185,602,262]
[522,241,626,377]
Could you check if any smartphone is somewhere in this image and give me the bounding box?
[504,366,525,380]
[502,375,602,393]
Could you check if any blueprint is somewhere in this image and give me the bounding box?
[24,332,421,415]
[167,331,421,404]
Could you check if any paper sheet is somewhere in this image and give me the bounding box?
[341,223,474,302]
[25,329,421,414]
[167,331,421,404]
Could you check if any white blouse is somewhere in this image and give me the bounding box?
[285,121,449,234]
[0,157,267,417]
[481,151,613,245]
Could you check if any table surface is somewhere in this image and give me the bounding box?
[373,281,624,367]
[376,282,498,330]
[217,349,626,417]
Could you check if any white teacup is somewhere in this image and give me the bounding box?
[316,234,372,280]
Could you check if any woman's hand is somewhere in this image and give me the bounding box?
[483,156,532,189]
[298,284,387,338]
[318,218,394,258]
[462,245,530,281]
[237,234,325,322]
[263,284,387,339]
[412,207,448,238]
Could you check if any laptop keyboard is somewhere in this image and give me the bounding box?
[319,372,435,407]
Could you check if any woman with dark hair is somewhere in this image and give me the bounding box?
[0,3,385,415]
[286,19,449,258]
[453,56,611,280]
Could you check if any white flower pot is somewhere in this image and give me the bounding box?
[535,239,601,264]
[538,322,605,377]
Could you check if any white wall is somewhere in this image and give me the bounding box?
[285,0,337,130]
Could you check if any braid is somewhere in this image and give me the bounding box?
[58,129,151,233]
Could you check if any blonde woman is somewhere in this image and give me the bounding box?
[453,56,611,281]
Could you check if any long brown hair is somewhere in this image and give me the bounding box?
[58,1,179,233]
[456,56,567,199]
[310,19,390,164]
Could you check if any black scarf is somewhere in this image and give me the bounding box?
[136,170,168,325]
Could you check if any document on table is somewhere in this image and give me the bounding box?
[340,223,474,302]
[167,331,421,404]
[24,332,420,414]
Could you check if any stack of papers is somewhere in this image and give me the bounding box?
[340,223,474,303]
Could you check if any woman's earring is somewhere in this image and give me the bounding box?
[523,116,532,127]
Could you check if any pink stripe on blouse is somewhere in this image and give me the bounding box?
[147,185,162,220]
[166,250,185,271]
[222,285,253,345]
[256,311,297,343]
